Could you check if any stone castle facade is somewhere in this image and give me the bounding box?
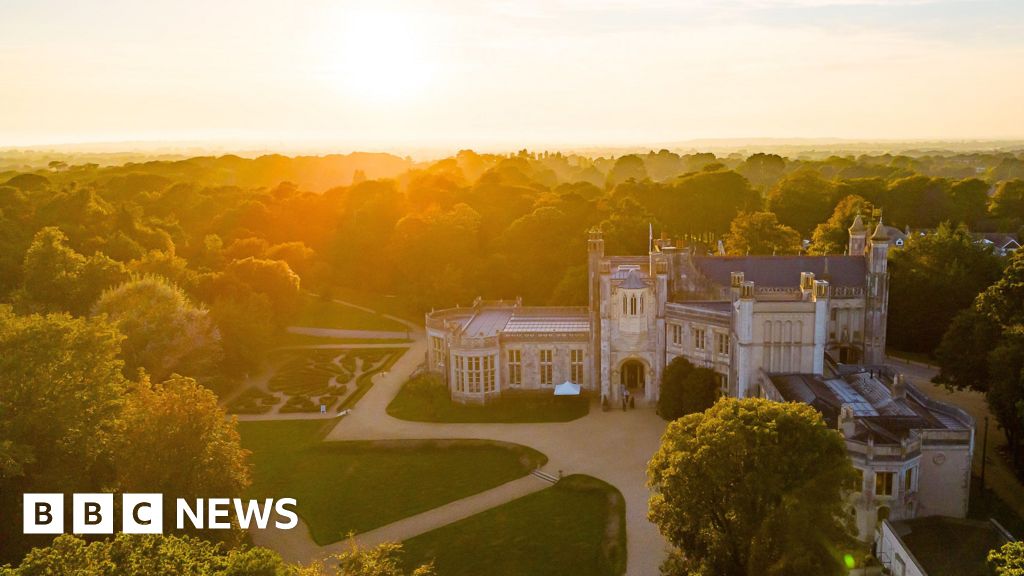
[424,217,973,540]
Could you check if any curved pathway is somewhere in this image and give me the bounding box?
[250,299,671,576]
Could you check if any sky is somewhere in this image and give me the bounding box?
[1,0,1023,152]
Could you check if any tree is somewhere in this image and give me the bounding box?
[0,307,128,560]
[935,250,1024,468]
[767,171,837,236]
[312,541,435,576]
[215,257,301,326]
[606,155,648,188]
[738,153,785,192]
[724,212,801,256]
[93,275,222,381]
[648,398,856,576]
[114,375,250,506]
[949,178,990,227]
[990,541,1024,576]
[887,223,1003,353]
[4,533,293,576]
[933,308,1002,392]
[17,227,129,316]
[808,195,866,255]
[991,180,1024,222]
[657,357,719,421]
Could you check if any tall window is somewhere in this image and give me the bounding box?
[904,467,915,493]
[875,472,894,496]
[623,293,643,316]
[454,356,466,392]
[716,332,730,356]
[693,328,706,351]
[670,324,682,345]
[483,355,496,393]
[540,349,553,386]
[431,336,445,367]
[467,356,481,393]
[571,349,584,384]
[507,349,521,387]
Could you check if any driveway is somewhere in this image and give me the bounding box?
[250,307,671,575]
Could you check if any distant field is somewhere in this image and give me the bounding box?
[402,475,626,576]
[238,420,547,544]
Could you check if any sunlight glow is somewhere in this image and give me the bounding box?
[328,8,436,104]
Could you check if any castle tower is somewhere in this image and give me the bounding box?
[848,214,867,256]
[863,218,890,364]
[587,229,605,397]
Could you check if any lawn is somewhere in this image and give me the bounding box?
[293,293,408,332]
[387,373,590,423]
[401,475,627,576]
[238,420,547,545]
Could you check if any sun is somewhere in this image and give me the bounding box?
[328,7,435,105]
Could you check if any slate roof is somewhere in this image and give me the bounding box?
[619,268,648,289]
[768,372,964,445]
[692,255,866,288]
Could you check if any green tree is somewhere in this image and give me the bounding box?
[990,180,1024,222]
[990,540,1024,576]
[606,155,649,188]
[949,178,991,227]
[93,276,222,381]
[5,533,292,576]
[724,212,801,255]
[0,307,128,560]
[657,357,719,421]
[738,153,786,192]
[767,171,837,236]
[808,195,867,255]
[215,257,301,326]
[887,223,1003,353]
[648,398,856,576]
[17,227,129,316]
[114,375,250,507]
[933,308,1002,392]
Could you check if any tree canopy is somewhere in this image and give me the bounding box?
[648,398,856,576]
[657,356,719,421]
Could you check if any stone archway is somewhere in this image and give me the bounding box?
[620,359,646,392]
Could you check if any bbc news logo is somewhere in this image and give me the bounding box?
[23,494,298,535]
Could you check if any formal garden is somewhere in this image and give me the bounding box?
[227,347,404,415]
[401,474,627,576]
[387,372,591,423]
[238,419,548,545]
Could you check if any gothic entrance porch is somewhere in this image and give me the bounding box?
[620,359,646,401]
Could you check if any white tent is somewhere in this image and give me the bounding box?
[553,381,581,396]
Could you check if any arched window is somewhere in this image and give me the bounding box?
[629,295,637,315]
[622,294,627,315]
[877,506,890,524]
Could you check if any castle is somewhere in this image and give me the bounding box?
[425,216,974,540]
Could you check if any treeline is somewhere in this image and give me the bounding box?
[2,149,1023,362]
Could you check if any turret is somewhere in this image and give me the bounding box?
[848,215,867,256]
[863,217,891,364]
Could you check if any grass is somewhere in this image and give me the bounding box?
[238,420,547,545]
[885,348,937,367]
[401,474,627,576]
[294,292,408,332]
[969,474,1024,537]
[387,373,590,423]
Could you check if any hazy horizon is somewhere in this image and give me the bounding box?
[3,0,1024,149]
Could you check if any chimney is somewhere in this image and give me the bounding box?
[838,404,856,438]
[892,373,906,400]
